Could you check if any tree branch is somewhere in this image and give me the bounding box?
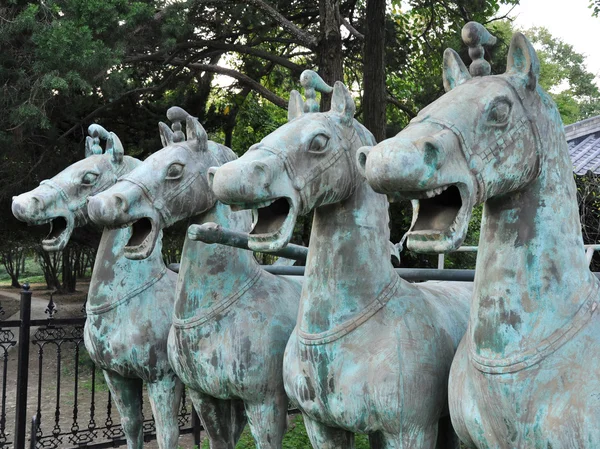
[341,17,364,40]
[197,0,318,49]
[182,40,306,74]
[386,92,416,118]
[179,61,288,108]
[483,4,517,25]
[58,66,187,141]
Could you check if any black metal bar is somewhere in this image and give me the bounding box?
[187,222,309,261]
[14,284,31,449]
[191,409,201,447]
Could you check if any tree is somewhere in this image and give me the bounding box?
[0,245,26,288]
[363,0,386,142]
[526,26,600,125]
[1,0,520,271]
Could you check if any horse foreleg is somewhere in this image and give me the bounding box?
[103,370,144,449]
[244,393,288,449]
[147,373,184,449]
[303,414,355,449]
[188,389,247,449]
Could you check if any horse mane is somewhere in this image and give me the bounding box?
[353,120,377,147]
[208,142,238,166]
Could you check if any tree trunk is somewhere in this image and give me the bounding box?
[1,246,25,288]
[363,0,386,142]
[36,247,62,291]
[61,245,79,293]
[318,0,343,110]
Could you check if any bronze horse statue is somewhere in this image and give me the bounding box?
[11,126,182,449]
[87,108,302,449]
[210,77,472,449]
[358,29,600,448]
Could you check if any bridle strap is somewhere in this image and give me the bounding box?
[250,119,362,213]
[118,146,211,225]
[406,78,543,203]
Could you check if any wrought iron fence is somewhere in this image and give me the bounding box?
[0,285,201,449]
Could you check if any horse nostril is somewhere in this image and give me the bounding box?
[30,196,44,213]
[207,167,217,189]
[250,161,272,188]
[356,146,371,174]
[114,194,129,213]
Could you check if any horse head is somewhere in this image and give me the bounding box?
[357,32,550,253]
[88,106,237,260]
[11,125,136,252]
[210,79,375,252]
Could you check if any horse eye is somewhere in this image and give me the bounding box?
[308,134,329,154]
[166,163,184,180]
[487,99,511,126]
[81,172,99,186]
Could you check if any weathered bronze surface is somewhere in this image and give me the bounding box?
[11,125,182,449]
[211,77,472,448]
[87,108,302,449]
[358,28,600,448]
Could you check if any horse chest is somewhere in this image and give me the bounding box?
[451,324,600,449]
[283,328,402,433]
[168,304,290,401]
[84,313,170,382]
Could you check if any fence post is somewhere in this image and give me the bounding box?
[13,283,31,449]
[191,409,201,448]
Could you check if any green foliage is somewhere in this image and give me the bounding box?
[199,414,370,449]
[524,26,600,125]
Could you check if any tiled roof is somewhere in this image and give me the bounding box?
[566,116,600,175]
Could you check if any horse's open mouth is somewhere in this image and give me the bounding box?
[403,184,474,252]
[244,197,298,252]
[123,217,160,260]
[42,216,74,252]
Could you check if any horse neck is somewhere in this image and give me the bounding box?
[300,178,398,334]
[174,201,259,318]
[88,228,167,307]
[471,119,598,358]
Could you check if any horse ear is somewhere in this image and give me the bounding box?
[159,121,174,147]
[443,48,472,92]
[330,81,355,126]
[186,116,208,152]
[288,90,304,121]
[106,132,124,164]
[506,32,540,91]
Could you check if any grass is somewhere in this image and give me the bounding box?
[199,414,371,449]
[0,255,92,288]
[0,256,45,287]
[61,344,109,393]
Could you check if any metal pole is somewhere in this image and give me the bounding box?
[187,222,308,261]
[191,408,201,448]
[437,254,445,270]
[263,266,476,282]
[14,283,31,449]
